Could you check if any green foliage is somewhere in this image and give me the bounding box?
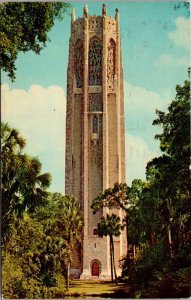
[146,79,190,258]
[2,123,83,297]
[2,216,45,298]
[32,193,83,290]
[98,213,121,238]
[1,122,51,243]
[91,182,133,249]
[91,182,131,213]
[120,77,190,297]
[2,252,24,299]
[2,196,80,298]
[0,2,71,80]
[141,268,191,298]
[98,214,122,283]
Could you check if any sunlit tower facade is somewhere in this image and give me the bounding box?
[65,4,126,279]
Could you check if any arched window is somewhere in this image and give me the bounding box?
[107,39,115,88]
[89,39,102,86]
[75,40,83,88]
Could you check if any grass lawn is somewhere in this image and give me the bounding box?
[65,280,130,298]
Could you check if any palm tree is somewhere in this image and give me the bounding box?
[98,213,122,283]
[91,182,134,253]
[52,194,83,290]
[1,122,26,153]
[1,122,51,242]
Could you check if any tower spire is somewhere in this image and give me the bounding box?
[102,3,106,16]
[84,4,88,18]
[71,8,76,23]
[115,8,119,20]
[71,8,75,32]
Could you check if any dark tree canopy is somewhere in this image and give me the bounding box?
[0,2,71,81]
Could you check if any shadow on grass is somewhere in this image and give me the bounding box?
[65,281,131,298]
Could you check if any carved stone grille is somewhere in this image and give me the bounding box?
[75,40,83,88]
[89,94,102,111]
[75,18,83,33]
[106,17,116,33]
[92,115,98,133]
[107,39,115,89]
[89,40,102,86]
[88,17,102,33]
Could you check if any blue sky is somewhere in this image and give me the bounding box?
[2,1,190,193]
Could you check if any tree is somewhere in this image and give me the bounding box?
[2,214,46,299]
[50,194,83,290]
[0,2,70,81]
[146,78,190,258]
[2,211,67,299]
[118,76,190,298]
[98,214,122,283]
[91,182,134,251]
[2,191,83,298]
[1,122,51,242]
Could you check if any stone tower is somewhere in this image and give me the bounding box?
[65,4,126,279]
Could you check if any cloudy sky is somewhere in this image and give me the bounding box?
[2,1,190,193]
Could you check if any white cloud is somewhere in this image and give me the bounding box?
[168,17,190,51]
[124,81,169,114]
[154,53,189,67]
[124,81,165,184]
[1,82,167,191]
[125,132,159,185]
[154,17,190,69]
[2,83,66,193]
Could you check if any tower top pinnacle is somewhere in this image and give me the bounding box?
[84,4,88,18]
[115,8,119,20]
[102,4,106,16]
[71,8,76,23]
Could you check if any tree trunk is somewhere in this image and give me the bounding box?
[110,236,114,283]
[111,235,117,283]
[167,224,173,257]
[125,214,129,255]
[133,244,136,259]
[66,259,70,291]
[148,228,155,248]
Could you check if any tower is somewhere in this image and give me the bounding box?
[65,4,126,279]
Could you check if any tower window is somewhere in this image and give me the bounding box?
[93,228,98,235]
[89,94,102,112]
[89,39,102,86]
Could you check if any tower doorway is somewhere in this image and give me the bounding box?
[91,260,100,276]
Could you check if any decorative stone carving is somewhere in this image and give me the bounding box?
[88,17,102,33]
[107,39,115,89]
[92,115,98,133]
[75,18,83,35]
[75,40,83,88]
[90,115,102,148]
[88,93,102,112]
[106,17,116,33]
[89,39,102,86]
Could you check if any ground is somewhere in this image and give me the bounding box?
[65,280,131,298]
